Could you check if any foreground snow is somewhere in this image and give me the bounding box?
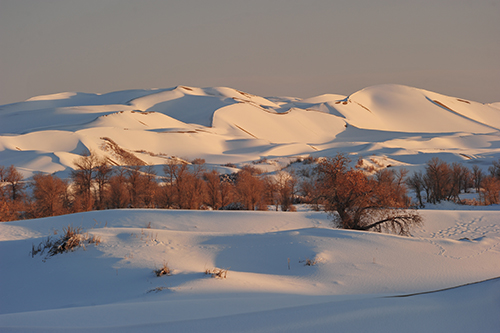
[1,208,499,332]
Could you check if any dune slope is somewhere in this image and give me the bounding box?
[1,84,499,176]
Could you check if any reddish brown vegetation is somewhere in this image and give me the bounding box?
[2,152,500,237]
[314,155,421,235]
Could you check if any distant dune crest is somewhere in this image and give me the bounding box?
[1,84,499,176]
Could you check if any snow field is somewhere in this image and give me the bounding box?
[1,208,499,331]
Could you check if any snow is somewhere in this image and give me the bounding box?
[1,84,500,331]
[0,208,499,331]
[2,84,499,176]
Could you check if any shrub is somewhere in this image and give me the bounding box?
[31,225,101,258]
[205,268,228,279]
[154,262,172,277]
[300,258,319,266]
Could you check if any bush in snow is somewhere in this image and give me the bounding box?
[31,225,101,258]
[205,268,228,279]
[154,262,172,277]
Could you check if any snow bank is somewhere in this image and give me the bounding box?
[0,208,499,331]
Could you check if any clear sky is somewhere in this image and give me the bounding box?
[1,0,499,105]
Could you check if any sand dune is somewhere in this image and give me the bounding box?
[1,83,499,176]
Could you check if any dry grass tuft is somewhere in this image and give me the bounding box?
[31,225,101,258]
[205,268,228,279]
[147,286,169,293]
[154,262,172,277]
[300,257,320,266]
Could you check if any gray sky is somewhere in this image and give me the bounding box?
[1,0,499,105]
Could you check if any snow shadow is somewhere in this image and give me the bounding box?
[200,228,351,276]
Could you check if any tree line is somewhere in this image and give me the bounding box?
[1,153,500,235]
[406,157,500,207]
[0,153,298,221]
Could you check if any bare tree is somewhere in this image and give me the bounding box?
[266,177,279,211]
[406,171,425,208]
[235,167,267,210]
[5,165,25,203]
[0,165,26,221]
[1,166,16,221]
[0,166,5,182]
[0,192,14,221]
[126,165,147,208]
[374,168,410,207]
[93,158,113,210]
[219,176,235,209]
[274,171,297,211]
[31,173,69,218]
[479,176,500,205]
[204,170,223,210]
[107,168,130,209]
[446,162,471,202]
[315,154,422,236]
[488,159,500,179]
[71,151,99,211]
[424,158,451,204]
[163,160,206,209]
[142,165,159,208]
[472,165,484,193]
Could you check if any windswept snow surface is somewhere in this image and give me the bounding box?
[1,84,500,331]
[0,208,499,332]
[1,84,499,177]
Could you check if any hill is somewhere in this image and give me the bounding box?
[1,84,499,177]
[1,84,500,331]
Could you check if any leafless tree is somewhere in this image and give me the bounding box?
[424,158,451,204]
[126,165,147,208]
[31,173,69,218]
[472,165,484,193]
[4,165,25,203]
[488,159,500,179]
[479,176,500,205]
[0,165,26,221]
[163,160,206,209]
[219,176,235,209]
[315,154,422,236]
[406,171,425,208]
[107,168,130,209]
[71,151,99,211]
[142,165,159,208]
[235,167,267,210]
[204,170,223,210]
[273,171,297,211]
[93,158,113,210]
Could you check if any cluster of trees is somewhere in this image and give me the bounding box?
[2,153,500,236]
[0,153,297,221]
[406,157,500,206]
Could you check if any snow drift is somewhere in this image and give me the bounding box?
[0,208,499,331]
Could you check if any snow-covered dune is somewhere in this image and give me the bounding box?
[333,84,500,133]
[1,84,500,331]
[0,208,499,331]
[1,84,499,176]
